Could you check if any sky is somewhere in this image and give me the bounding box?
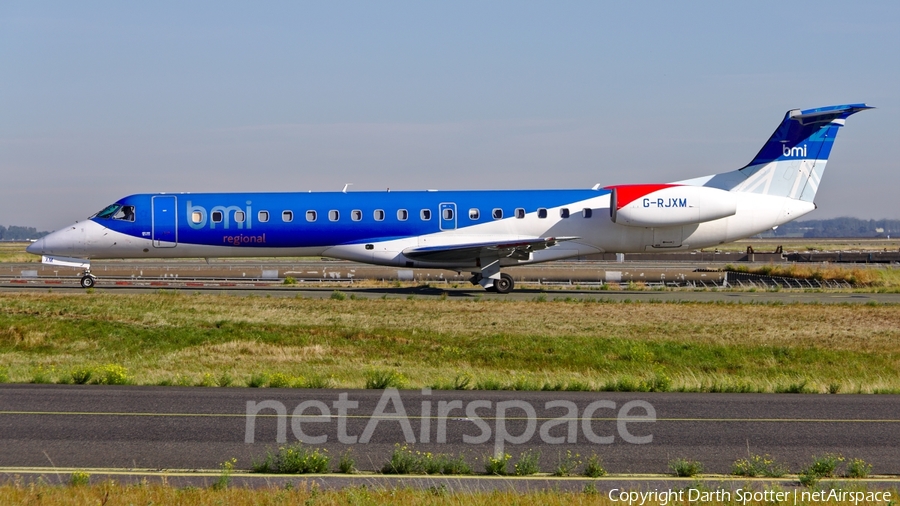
[2,1,898,231]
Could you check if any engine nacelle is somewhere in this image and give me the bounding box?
[609,184,738,227]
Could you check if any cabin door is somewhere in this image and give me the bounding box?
[439,203,457,230]
[152,196,178,248]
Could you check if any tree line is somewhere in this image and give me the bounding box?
[766,217,899,238]
[0,225,49,241]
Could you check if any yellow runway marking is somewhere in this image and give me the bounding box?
[0,411,898,423]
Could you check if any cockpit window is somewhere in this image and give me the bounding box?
[113,206,135,222]
[94,204,121,219]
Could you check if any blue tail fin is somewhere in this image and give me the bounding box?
[699,104,872,201]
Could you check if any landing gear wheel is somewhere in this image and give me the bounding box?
[494,273,514,294]
[80,275,96,289]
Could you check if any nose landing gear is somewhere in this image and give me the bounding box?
[80,271,96,289]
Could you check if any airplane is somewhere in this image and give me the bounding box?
[27,103,872,292]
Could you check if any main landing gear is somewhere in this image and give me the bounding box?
[471,272,515,294]
[80,271,97,289]
[493,273,514,294]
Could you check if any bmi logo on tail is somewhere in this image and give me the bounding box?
[782,144,807,158]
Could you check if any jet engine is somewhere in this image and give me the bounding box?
[609,184,738,227]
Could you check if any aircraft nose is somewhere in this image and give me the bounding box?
[26,238,44,256]
[29,225,82,257]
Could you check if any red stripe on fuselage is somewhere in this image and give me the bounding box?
[606,184,680,209]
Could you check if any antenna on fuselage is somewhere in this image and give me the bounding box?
[342,183,353,193]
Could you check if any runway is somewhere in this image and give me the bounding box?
[2,385,898,478]
[2,280,898,304]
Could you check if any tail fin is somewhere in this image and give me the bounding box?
[700,104,872,201]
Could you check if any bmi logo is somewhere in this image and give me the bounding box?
[782,144,807,158]
[187,201,252,230]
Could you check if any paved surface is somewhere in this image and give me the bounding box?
[1,259,731,285]
[2,281,898,304]
[2,385,898,477]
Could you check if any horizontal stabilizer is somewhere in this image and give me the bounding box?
[789,104,873,125]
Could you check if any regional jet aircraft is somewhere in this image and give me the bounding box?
[28,104,871,292]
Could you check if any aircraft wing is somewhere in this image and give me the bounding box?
[402,236,579,263]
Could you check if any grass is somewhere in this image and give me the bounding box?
[364,368,407,389]
[669,458,703,477]
[251,444,330,474]
[723,263,897,287]
[484,453,511,475]
[513,450,541,476]
[552,450,581,477]
[68,471,90,487]
[846,458,873,478]
[381,445,473,475]
[337,450,356,474]
[798,453,845,487]
[0,293,898,391]
[0,242,40,263]
[212,458,236,490]
[731,454,789,477]
[720,238,900,254]
[582,454,607,478]
[11,482,897,506]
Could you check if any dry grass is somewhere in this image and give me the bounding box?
[0,482,607,506]
[725,263,892,286]
[0,481,895,505]
[724,238,900,253]
[0,242,38,263]
[1,292,898,392]
[11,480,900,505]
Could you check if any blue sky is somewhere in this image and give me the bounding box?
[2,1,898,230]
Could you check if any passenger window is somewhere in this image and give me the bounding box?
[329,210,340,221]
[306,210,317,222]
[442,208,453,220]
[538,208,548,219]
[374,209,385,221]
[351,210,362,221]
[113,206,135,222]
[421,209,431,220]
[258,211,269,223]
[469,208,480,220]
[282,211,293,222]
[560,208,569,219]
[398,209,408,221]
[515,208,525,219]
[234,211,245,223]
[191,211,203,224]
[212,211,224,223]
[492,208,503,220]
[583,208,593,218]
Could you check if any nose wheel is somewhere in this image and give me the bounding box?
[80,272,96,289]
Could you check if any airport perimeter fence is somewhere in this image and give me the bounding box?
[723,272,852,289]
[0,267,856,289]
